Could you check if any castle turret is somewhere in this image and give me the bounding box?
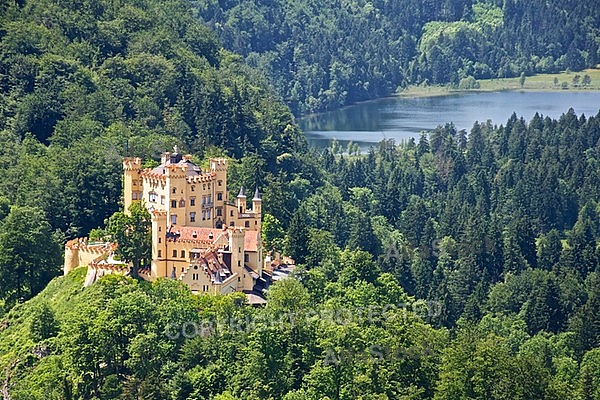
[236,187,246,213]
[252,188,262,215]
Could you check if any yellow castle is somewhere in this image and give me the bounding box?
[65,149,268,301]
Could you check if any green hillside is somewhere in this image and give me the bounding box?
[2,0,600,399]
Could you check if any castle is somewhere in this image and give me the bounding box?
[64,149,270,300]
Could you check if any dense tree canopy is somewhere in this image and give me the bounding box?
[196,0,600,113]
[0,0,310,239]
[2,108,600,399]
[1,0,600,398]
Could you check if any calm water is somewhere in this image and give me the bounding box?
[299,91,600,149]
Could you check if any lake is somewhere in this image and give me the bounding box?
[298,91,600,150]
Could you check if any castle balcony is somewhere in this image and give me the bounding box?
[202,202,213,208]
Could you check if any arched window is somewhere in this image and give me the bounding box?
[172,187,177,194]
[179,199,185,207]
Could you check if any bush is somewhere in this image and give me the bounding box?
[29,304,59,342]
[458,76,480,89]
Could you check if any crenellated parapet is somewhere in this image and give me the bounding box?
[64,238,117,276]
[186,172,217,184]
[140,168,167,182]
[122,157,142,171]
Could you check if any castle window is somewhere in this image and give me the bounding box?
[202,210,206,220]
[217,192,223,201]
[132,192,138,200]
[181,250,185,258]
[230,221,235,227]
[190,212,196,222]
[216,208,222,217]
[218,180,222,187]
[190,197,195,206]
[244,254,249,262]
[179,199,185,207]
[158,250,162,257]
[207,195,211,204]
[207,209,211,219]
[171,200,177,208]
[160,195,165,205]
[172,250,177,258]
[238,260,241,266]
[230,210,234,217]
[171,215,177,225]
[238,277,240,283]
[208,183,210,189]
[158,237,162,243]
[245,221,250,228]
[172,187,177,194]
[203,184,206,190]
[191,185,195,192]
[149,192,157,203]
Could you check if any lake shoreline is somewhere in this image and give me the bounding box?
[299,68,600,120]
[397,68,600,98]
[397,86,600,99]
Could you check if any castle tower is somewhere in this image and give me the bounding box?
[236,187,246,213]
[151,210,168,279]
[123,157,142,214]
[210,158,228,191]
[229,228,246,289]
[252,188,262,215]
[210,158,228,228]
[64,243,79,275]
[164,161,187,226]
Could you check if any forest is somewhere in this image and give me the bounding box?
[2,109,600,399]
[196,0,600,113]
[1,0,600,399]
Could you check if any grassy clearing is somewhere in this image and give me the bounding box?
[398,68,600,97]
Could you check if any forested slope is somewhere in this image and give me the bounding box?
[2,0,600,398]
[196,0,600,113]
[3,108,600,399]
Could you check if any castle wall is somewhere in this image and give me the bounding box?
[63,240,115,275]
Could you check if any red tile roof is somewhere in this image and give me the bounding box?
[166,226,226,244]
[166,226,258,252]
